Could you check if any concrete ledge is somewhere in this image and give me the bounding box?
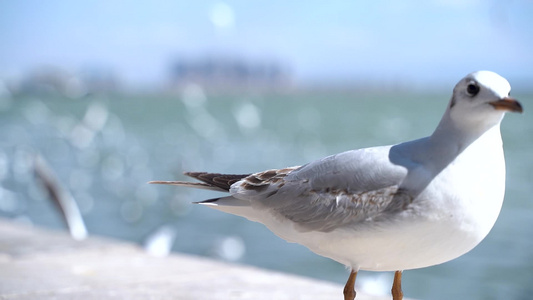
[0,219,394,299]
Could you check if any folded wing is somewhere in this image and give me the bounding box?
[229,146,411,232]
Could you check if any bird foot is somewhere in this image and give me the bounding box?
[391,270,403,300]
[343,270,358,300]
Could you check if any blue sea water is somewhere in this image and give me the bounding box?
[0,90,531,299]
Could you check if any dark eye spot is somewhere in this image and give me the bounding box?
[466,83,480,96]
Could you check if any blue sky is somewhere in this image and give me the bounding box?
[1,0,532,90]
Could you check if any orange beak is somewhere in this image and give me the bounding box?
[489,97,523,113]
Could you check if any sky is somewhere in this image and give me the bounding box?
[1,0,533,90]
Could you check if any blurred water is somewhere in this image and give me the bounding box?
[0,90,531,300]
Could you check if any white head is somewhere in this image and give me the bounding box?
[446,71,522,131]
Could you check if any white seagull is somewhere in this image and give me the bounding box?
[150,71,522,300]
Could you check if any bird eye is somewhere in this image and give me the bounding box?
[466,82,480,96]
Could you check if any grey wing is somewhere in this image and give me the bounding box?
[232,146,411,232]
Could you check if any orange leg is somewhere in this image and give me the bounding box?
[392,270,404,300]
[343,270,358,300]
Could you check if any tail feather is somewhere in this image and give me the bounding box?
[195,196,256,220]
[148,180,226,192]
[184,172,250,191]
[150,174,256,219]
[195,196,250,206]
[149,172,250,192]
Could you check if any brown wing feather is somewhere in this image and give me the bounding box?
[184,172,250,191]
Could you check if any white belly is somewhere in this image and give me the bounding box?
[262,188,504,272]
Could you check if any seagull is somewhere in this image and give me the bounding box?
[150,71,522,300]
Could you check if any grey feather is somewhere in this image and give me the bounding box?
[226,147,412,232]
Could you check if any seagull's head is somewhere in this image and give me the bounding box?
[448,71,523,129]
